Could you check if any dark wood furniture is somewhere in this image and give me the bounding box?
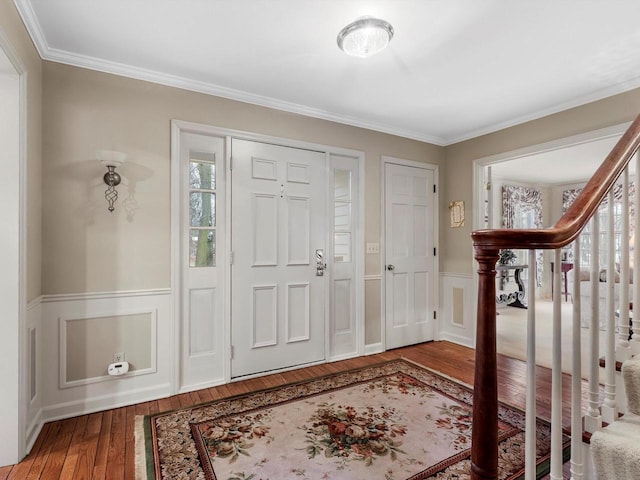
[496,264,528,308]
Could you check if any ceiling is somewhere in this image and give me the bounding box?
[490,134,623,185]
[14,0,640,145]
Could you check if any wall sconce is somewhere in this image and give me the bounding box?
[97,150,127,212]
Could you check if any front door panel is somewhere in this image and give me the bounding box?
[231,139,326,377]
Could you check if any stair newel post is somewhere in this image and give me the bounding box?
[471,246,500,480]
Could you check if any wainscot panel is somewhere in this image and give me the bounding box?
[439,273,475,348]
[40,289,172,421]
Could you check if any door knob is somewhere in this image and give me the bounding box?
[386,264,395,271]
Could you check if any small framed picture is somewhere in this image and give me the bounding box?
[449,200,464,228]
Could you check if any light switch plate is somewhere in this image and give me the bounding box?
[366,242,379,254]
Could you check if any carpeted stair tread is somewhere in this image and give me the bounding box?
[591,356,640,480]
[591,415,640,480]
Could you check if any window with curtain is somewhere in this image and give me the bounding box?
[563,183,635,270]
[502,185,543,286]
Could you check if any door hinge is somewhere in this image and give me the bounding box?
[229,156,233,171]
[433,247,437,256]
[230,251,234,265]
[230,345,234,359]
[433,311,437,320]
[433,184,436,193]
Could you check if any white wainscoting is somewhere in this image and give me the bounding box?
[439,273,475,348]
[364,275,384,354]
[40,289,173,422]
[25,297,42,454]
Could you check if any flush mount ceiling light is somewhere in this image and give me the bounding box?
[337,17,394,58]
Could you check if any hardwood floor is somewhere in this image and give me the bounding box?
[4,341,581,479]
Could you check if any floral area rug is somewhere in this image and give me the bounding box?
[137,359,565,480]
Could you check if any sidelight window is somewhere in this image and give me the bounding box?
[189,155,216,267]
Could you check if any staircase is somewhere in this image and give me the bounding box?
[470,114,640,480]
[591,357,640,480]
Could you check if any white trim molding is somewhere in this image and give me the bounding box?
[439,273,475,348]
[58,309,158,389]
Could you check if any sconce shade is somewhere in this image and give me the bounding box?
[97,149,127,167]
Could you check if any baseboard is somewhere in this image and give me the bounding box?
[25,408,44,455]
[439,331,475,349]
[364,342,384,355]
[42,383,172,422]
[328,351,360,363]
[178,378,226,395]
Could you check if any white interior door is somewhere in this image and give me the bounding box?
[231,139,326,378]
[384,162,435,349]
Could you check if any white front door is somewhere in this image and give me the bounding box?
[231,139,326,378]
[384,162,436,349]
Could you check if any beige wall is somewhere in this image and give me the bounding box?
[0,2,42,302]
[443,88,640,275]
[42,61,444,294]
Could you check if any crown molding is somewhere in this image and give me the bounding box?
[49,47,448,145]
[13,0,46,58]
[13,0,447,147]
[445,77,640,145]
[15,0,640,147]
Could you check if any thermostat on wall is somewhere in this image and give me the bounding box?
[108,361,130,376]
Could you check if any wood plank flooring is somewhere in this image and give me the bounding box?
[5,341,582,479]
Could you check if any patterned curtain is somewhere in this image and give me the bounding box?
[563,183,635,232]
[502,185,543,286]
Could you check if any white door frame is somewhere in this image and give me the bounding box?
[0,28,27,464]
[380,156,440,349]
[171,120,365,390]
[470,122,630,348]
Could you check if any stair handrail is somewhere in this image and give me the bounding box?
[468,113,640,480]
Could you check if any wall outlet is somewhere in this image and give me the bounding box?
[113,352,125,362]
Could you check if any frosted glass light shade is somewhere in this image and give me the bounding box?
[96,150,127,167]
[337,17,394,58]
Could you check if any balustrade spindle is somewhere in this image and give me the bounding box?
[602,190,618,424]
[633,151,640,354]
[550,248,563,480]
[570,240,583,480]
[619,168,631,361]
[525,249,536,480]
[586,214,603,433]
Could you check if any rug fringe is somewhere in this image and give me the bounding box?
[134,415,148,480]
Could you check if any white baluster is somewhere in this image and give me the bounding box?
[618,167,631,362]
[525,249,536,480]
[570,240,583,480]
[602,190,618,424]
[633,151,640,354]
[550,248,563,480]
[585,214,602,433]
